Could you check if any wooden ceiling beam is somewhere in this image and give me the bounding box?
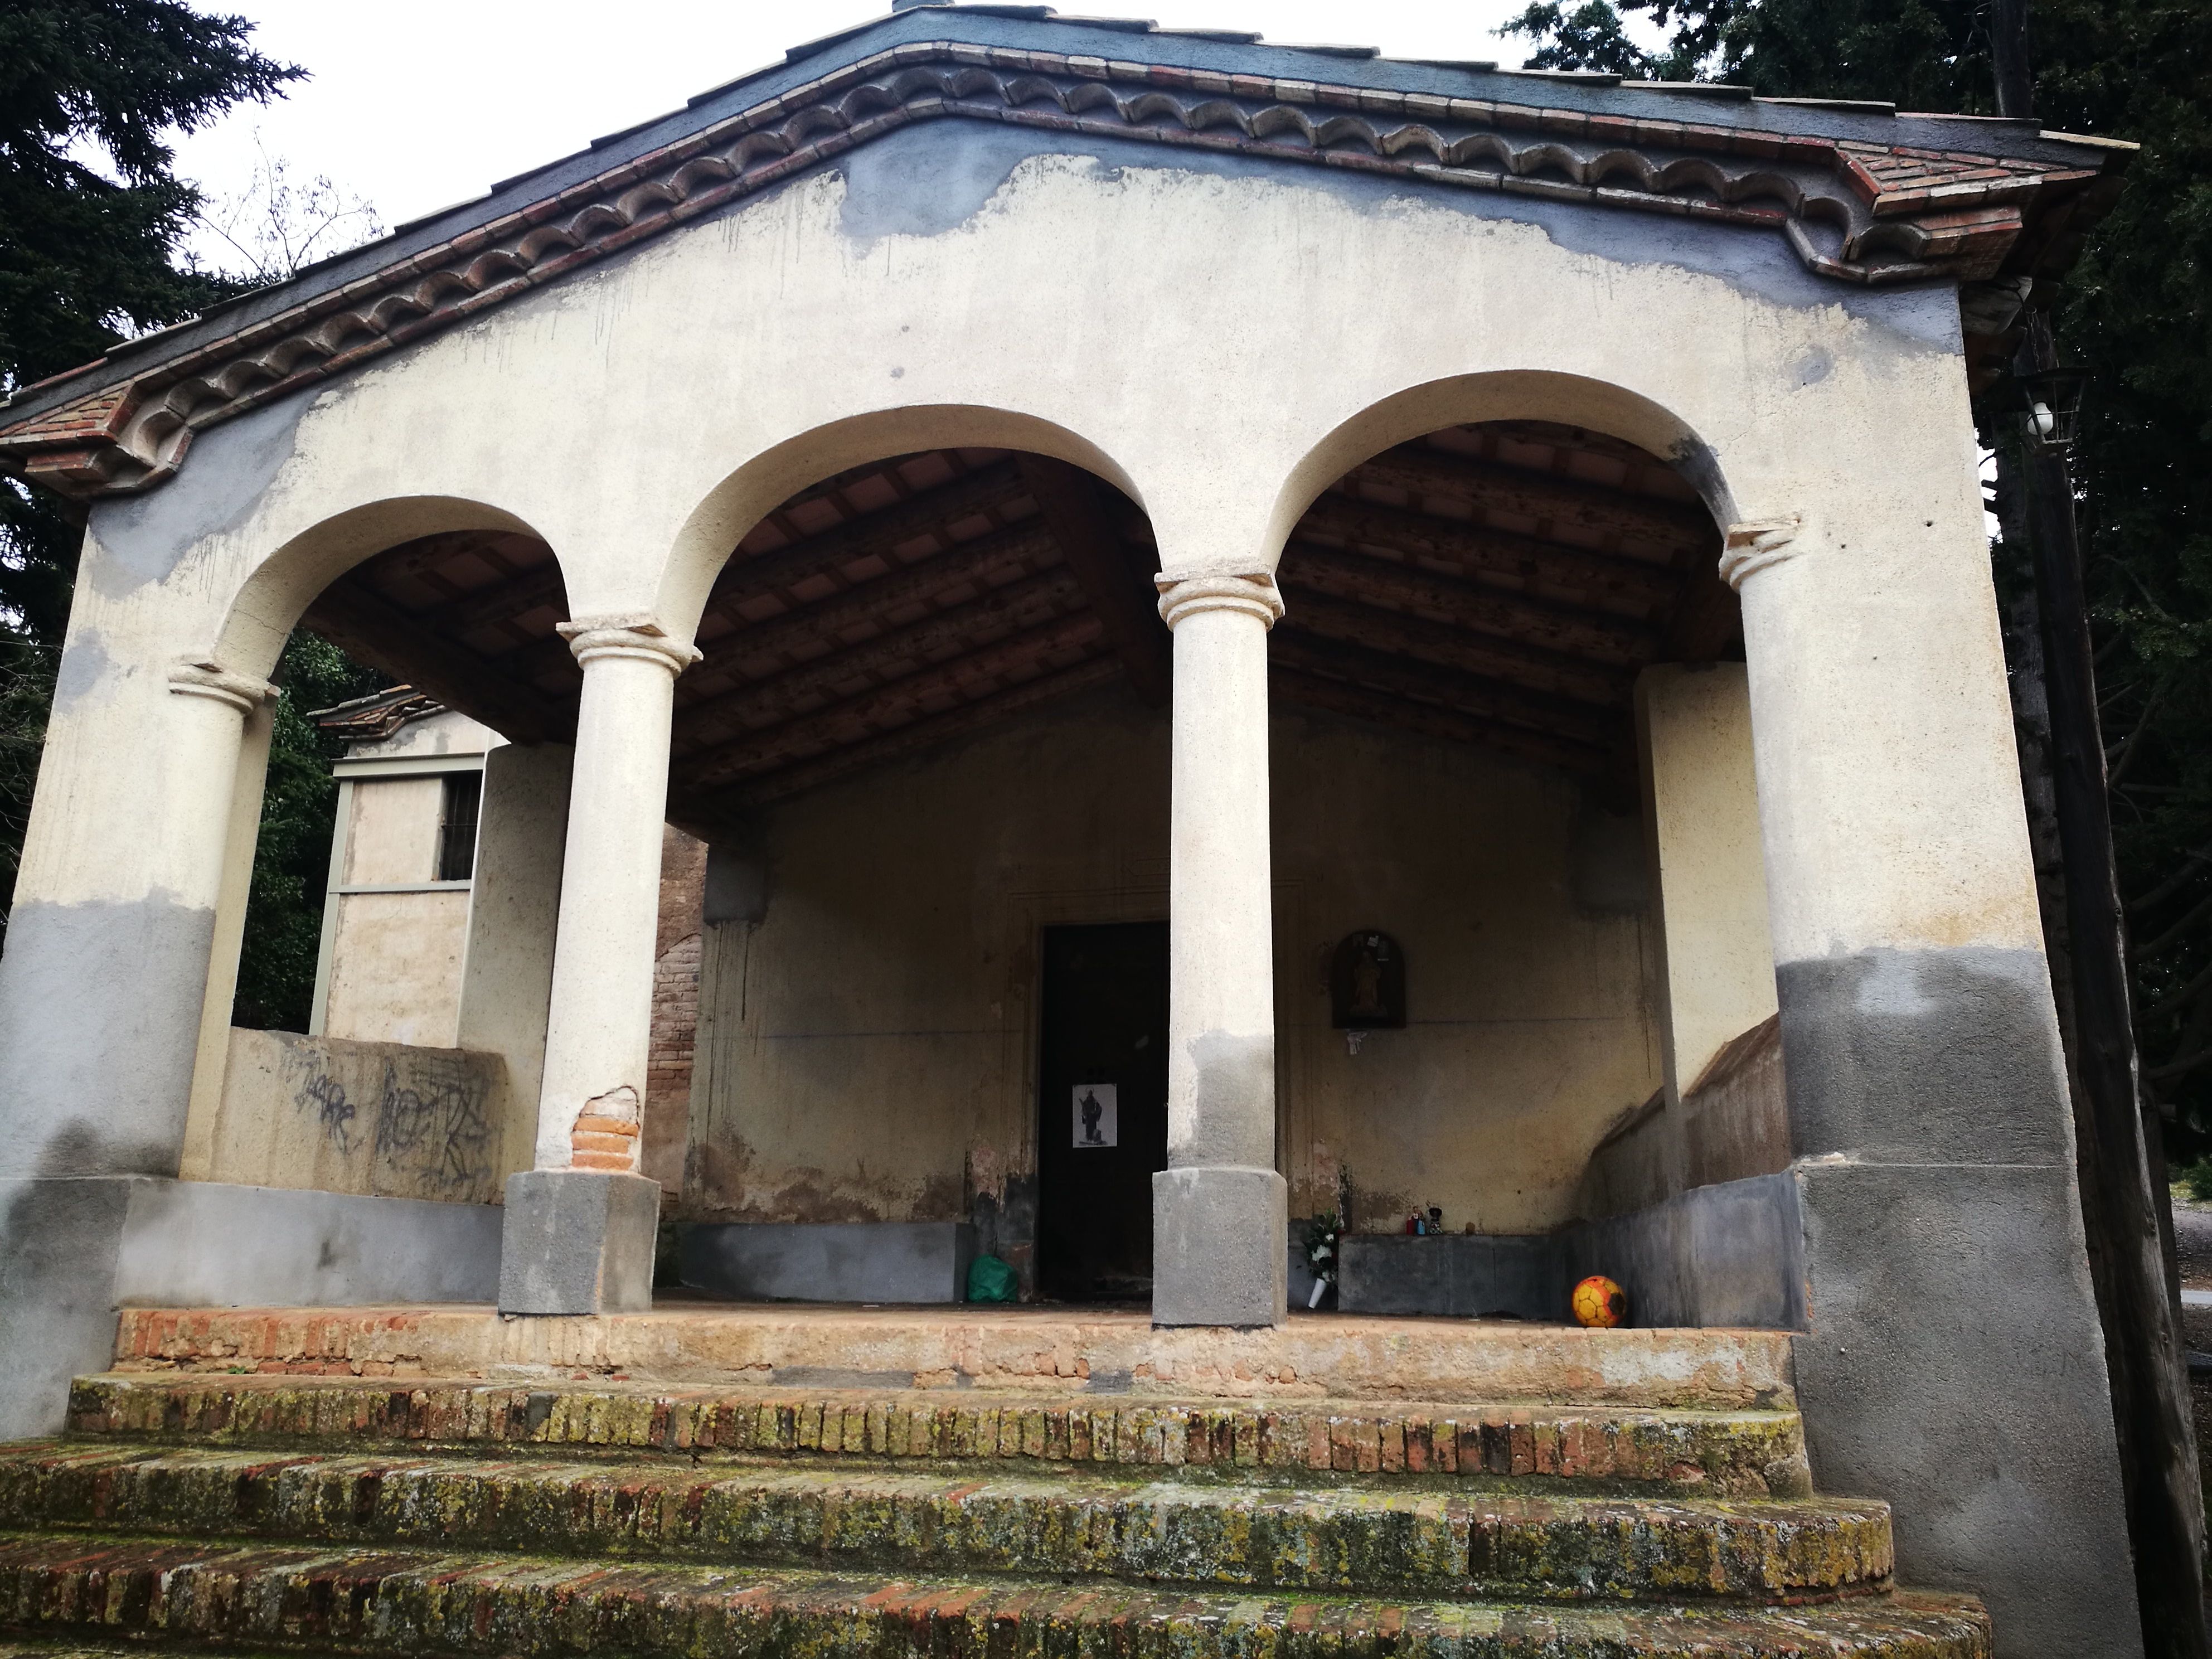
[675,570,1083,750]
[1299,493,1677,608]
[678,656,1125,818]
[699,524,1060,677]
[681,611,1105,787]
[1281,541,1658,665]
[1016,457,1170,706]
[1270,631,1623,750]
[1283,590,1629,709]
[1352,449,1715,550]
[706,459,1027,612]
[1272,667,1611,777]
[304,581,569,744]
[446,562,568,631]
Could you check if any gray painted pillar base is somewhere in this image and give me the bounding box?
[1152,1164,1287,1327]
[0,1175,158,1439]
[497,1170,659,1315]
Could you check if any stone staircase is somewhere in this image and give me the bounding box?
[0,1307,1989,1657]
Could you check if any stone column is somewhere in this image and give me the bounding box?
[0,656,273,1437]
[498,619,697,1317]
[1151,571,1288,1328]
[1725,515,2140,1655]
[1635,662,1777,1112]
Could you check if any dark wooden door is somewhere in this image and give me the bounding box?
[1036,921,1169,1303]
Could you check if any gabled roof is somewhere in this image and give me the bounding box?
[0,2,2130,502]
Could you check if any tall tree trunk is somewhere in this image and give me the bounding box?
[2016,299,2208,1653]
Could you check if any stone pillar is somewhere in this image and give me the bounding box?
[0,655,273,1437]
[498,620,697,1317]
[1635,662,1777,1108]
[1151,571,1288,1328]
[1726,515,2141,1656]
[457,742,574,1182]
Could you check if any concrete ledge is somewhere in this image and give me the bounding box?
[107,1303,1798,1408]
[115,1181,502,1308]
[678,1222,975,1305]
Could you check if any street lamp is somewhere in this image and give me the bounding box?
[2016,366,2091,454]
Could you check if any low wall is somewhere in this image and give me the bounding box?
[679,1222,976,1304]
[189,1029,521,1206]
[1339,1171,1805,1330]
[114,1180,503,1308]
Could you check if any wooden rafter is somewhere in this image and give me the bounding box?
[1352,449,1714,551]
[706,460,1027,614]
[1015,457,1171,706]
[692,524,1061,686]
[675,570,1084,750]
[1280,590,1629,709]
[1280,541,1658,664]
[683,611,1105,787]
[1299,494,1679,609]
[1270,632,1621,750]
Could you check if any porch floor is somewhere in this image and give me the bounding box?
[106,1301,1794,1412]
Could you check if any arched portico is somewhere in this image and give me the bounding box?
[0,15,2142,1648]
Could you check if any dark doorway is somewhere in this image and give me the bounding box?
[1036,921,1169,1303]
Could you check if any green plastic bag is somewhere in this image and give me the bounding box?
[966,1253,1017,1303]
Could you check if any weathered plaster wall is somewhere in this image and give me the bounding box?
[685,687,1657,1248]
[319,774,469,1046]
[195,1029,517,1205]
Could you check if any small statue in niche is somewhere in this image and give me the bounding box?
[1330,930,1406,1031]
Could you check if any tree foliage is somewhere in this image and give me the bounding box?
[1507,0,2212,1153]
[0,1,392,1035]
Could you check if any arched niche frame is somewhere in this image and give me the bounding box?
[657,405,1148,644]
[1258,371,1741,577]
[207,494,557,683]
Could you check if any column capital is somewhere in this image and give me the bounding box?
[166,657,278,714]
[1154,571,1286,631]
[557,615,703,675]
[1719,515,1805,590]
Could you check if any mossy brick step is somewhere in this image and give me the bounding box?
[65,1376,1813,1498]
[0,1536,1992,1658]
[106,1306,1797,1411]
[0,1445,1893,1606]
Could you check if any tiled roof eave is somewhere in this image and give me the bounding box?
[0,38,2124,503]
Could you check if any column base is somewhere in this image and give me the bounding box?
[1152,1165,1287,1327]
[498,1170,659,1315]
[0,1175,154,1439]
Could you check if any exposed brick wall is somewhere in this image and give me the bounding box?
[642,827,709,1192]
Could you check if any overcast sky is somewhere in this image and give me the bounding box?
[169,1,1555,263]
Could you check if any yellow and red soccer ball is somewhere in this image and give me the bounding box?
[1571,1274,1628,1328]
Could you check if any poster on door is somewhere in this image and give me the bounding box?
[1073,1084,1118,1148]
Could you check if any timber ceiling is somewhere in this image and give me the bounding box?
[307,424,1728,823]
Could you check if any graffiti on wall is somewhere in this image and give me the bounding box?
[248,1033,506,1204]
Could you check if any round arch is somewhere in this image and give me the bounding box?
[209,494,555,681]
[658,405,1146,643]
[1260,371,1738,574]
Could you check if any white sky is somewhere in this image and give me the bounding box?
[168,1,1553,259]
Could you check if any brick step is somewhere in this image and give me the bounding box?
[0,1445,1891,1607]
[66,1375,1812,1498]
[0,1536,1990,1658]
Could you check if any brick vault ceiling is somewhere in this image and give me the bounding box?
[307,423,1729,827]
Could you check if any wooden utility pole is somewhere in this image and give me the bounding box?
[1993,3,2209,1647]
